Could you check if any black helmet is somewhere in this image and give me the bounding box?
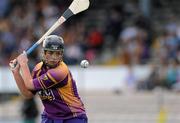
[43,35,64,52]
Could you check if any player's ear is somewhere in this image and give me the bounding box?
[43,50,47,55]
[60,50,63,55]
[40,50,45,60]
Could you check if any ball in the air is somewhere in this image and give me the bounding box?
[80,60,89,68]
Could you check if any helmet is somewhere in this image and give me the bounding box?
[43,35,64,52]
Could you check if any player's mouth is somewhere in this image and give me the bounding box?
[46,61,59,68]
[48,60,59,64]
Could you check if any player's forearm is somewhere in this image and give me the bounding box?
[20,63,34,90]
[12,71,33,99]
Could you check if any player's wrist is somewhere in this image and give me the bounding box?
[19,62,28,67]
[12,70,20,74]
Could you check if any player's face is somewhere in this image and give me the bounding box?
[43,50,63,67]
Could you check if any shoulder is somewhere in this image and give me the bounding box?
[48,62,68,74]
[58,62,68,71]
[33,62,43,72]
[47,62,69,82]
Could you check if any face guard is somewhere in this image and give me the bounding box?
[43,35,64,52]
[42,35,64,67]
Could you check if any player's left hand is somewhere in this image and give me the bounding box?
[9,59,20,72]
[17,51,28,66]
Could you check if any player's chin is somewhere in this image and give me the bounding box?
[47,61,59,67]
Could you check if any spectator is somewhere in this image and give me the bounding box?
[21,98,39,123]
[165,59,179,89]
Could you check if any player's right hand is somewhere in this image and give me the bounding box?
[9,59,20,72]
[17,51,28,66]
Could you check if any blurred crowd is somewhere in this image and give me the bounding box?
[0,0,179,90]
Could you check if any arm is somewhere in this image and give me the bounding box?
[12,71,34,99]
[16,52,35,90]
[9,60,34,99]
[17,52,68,91]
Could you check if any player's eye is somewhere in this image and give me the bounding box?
[46,51,53,55]
[55,52,61,56]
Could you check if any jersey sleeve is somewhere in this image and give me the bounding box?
[33,67,68,91]
[30,70,38,94]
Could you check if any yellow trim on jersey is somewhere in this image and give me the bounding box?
[58,73,84,117]
[57,83,77,117]
[37,69,45,90]
[40,78,47,89]
[47,72,58,83]
[34,62,43,71]
[46,83,56,89]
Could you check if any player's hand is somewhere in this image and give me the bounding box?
[9,59,20,72]
[17,51,28,66]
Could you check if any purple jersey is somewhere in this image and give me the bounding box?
[32,61,86,120]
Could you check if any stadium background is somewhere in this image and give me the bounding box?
[0,0,180,123]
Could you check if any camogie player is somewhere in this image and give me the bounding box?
[9,35,88,123]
